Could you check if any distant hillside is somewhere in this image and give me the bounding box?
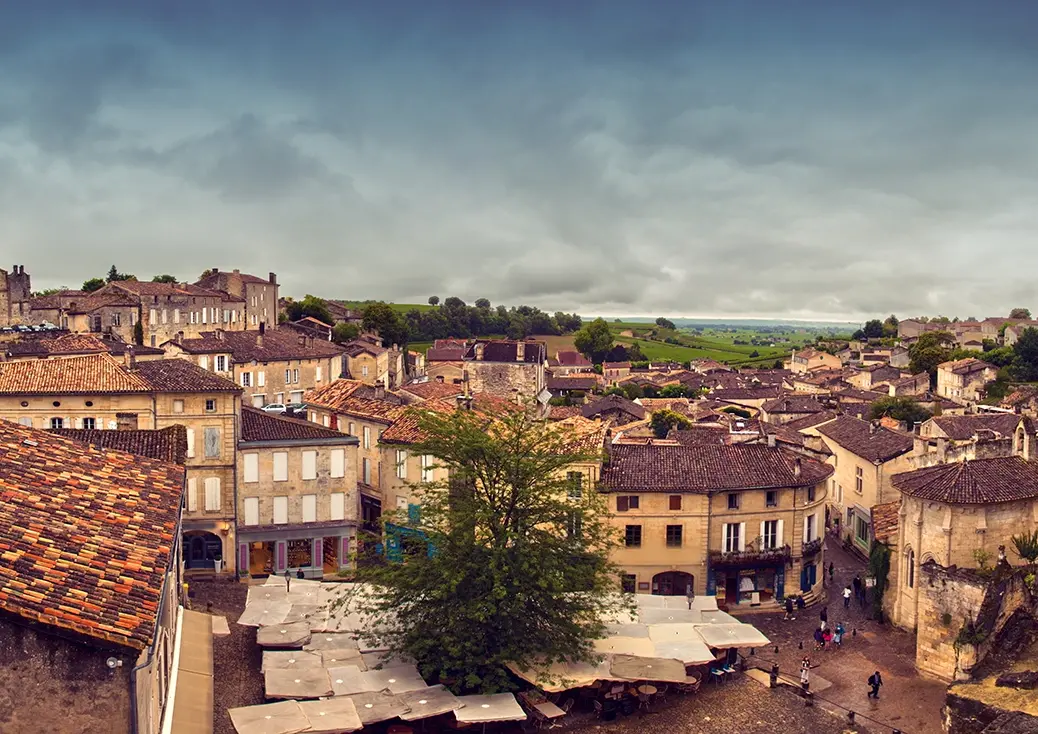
[603,317,859,330]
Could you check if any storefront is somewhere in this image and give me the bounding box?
[707,549,790,605]
[237,521,355,579]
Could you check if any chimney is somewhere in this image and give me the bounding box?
[767,433,776,448]
[269,272,277,284]
[124,346,136,371]
[256,331,264,348]
[232,269,240,275]
[913,437,926,456]
[174,331,183,345]
[936,437,948,462]
[869,420,879,435]
[475,343,485,361]
[211,267,218,275]
[455,393,474,411]
[373,384,385,400]
[793,457,802,478]
[214,328,224,341]
[516,341,525,362]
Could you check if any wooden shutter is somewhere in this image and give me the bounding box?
[302,495,317,523]
[630,496,639,509]
[273,496,288,524]
[273,452,288,481]
[257,371,265,387]
[204,477,221,511]
[302,450,317,480]
[244,453,259,483]
[244,497,259,526]
[760,521,766,548]
[330,449,345,478]
[330,493,345,521]
[276,541,287,573]
[187,478,198,512]
[186,428,195,458]
[617,496,629,512]
[204,427,220,458]
[777,519,785,546]
[239,543,248,572]
[738,522,746,552]
[803,516,809,543]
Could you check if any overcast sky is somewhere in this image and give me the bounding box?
[2,2,1037,321]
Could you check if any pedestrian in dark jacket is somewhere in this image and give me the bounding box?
[813,627,825,650]
[867,670,883,699]
[820,606,828,624]
[828,562,834,585]
[784,596,795,621]
[853,574,862,600]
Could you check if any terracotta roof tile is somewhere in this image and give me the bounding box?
[305,380,406,424]
[667,426,730,446]
[378,395,521,445]
[556,351,592,367]
[892,456,1038,504]
[49,425,188,464]
[602,443,832,492]
[712,386,784,401]
[546,375,600,391]
[0,421,184,649]
[240,406,354,443]
[939,358,996,375]
[0,353,152,394]
[547,405,584,421]
[816,415,914,463]
[581,395,645,420]
[397,381,464,401]
[133,358,241,393]
[929,414,1023,441]
[761,395,827,414]
[871,500,900,544]
[173,330,345,362]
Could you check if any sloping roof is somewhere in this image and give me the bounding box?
[553,417,609,456]
[378,395,522,445]
[546,405,584,421]
[468,340,547,364]
[48,425,188,464]
[397,381,464,401]
[761,395,826,414]
[239,406,353,443]
[930,414,1023,441]
[0,421,184,650]
[305,380,407,424]
[0,353,152,394]
[939,358,996,376]
[602,443,832,492]
[133,358,241,393]
[102,280,240,300]
[546,375,600,391]
[891,456,1038,504]
[581,395,646,420]
[194,270,273,290]
[556,350,592,367]
[871,500,900,544]
[782,410,839,432]
[667,426,730,446]
[816,415,914,463]
[636,398,692,415]
[172,330,345,362]
[602,362,631,370]
[3,333,166,359]
[712,387,784,401]
[426,347,466,362]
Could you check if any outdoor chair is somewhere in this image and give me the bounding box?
[655,683,670,705]
[593,700,604,719]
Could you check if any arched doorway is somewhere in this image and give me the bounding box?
[183,531,223,571]
[652,571,694,596]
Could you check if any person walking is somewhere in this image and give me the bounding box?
[843,585,852,609]
[853,574,862,602]
[828,562,834,586]
[867,670,883,699]
[784,595,796,621]
[833,622,845,648]
[820,605,828,625]
[813,627,825,651]
[801,656,812,691]
[822,627,833,650]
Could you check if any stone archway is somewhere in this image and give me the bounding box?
[652,571,695,596]
[183,531,223,570]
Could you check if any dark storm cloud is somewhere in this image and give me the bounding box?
[1,1,1037,319]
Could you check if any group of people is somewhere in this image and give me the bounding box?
[812,606,845,650]
[843,574,869,609]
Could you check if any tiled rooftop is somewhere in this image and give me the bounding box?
[603,443,831,492]
[816,415,914,463]
[0,421,184,650]
[49,425,188,464]
[134,358,242,393]
[581,395,646,420]
[929,413,1024,441]
[305,380,407,424]
[761,395,826,414]
[397,381,464,401]
[0,353,152,394]
[240,406,354,443]
[892,456,1038,504]
[173,329,345,362]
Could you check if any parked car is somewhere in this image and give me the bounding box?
[261,403,287,413]
[284,402,307,415]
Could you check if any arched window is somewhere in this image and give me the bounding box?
[906,549,915,588]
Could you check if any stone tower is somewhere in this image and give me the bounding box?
[0,265,32,326]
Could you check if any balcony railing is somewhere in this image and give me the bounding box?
[709,544,792,567]
[802,538,823,557]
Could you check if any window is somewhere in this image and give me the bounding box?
[395,449,408,479]
[202,399,215,414]
[216,355,226,371]
[421,454,434,482]
[906,550,915,588]
[302,494,317,523]
[273,452,288,481]
[150,335,156,347]
[624,525,642,547]
[199,355,209,371]
[567,511,582,539]
[616,495,639,512]
[49,417,63,429]
[187,478,198,512]
[160,310,167,325]
[173,308,180,324]
[273,496,288,524]
[666,525,683,547]
[186,428,195,458]
[203,477,221,511]
[252,395,265,409]
[723,523,744,553]
[82,417,95,430]
[323,415,330,427]
[302,450,317,480]
[363,426,370,449]
[285,369,292,384]
[173,399,184,414]
[330,448,345,478]
[362,365,369,377]
[396,496,408,510]
[362,458,371,485]
[805,513,817,543]
[766,491,777,508]
[669,495,682,511]
[348,422,356,435]
[855,515,869,544]
[243,497,259,526]
[316,366,322,381]
[330,493,345,521]
[243,453,259,483]
[855,466,863,493]
[257,371,265,387]
[293,369,299,383]
[727,493,740,510]
[567,471,583,499]
[149,308,157,324]
[807,485,815,502]
[622,574,637,593]
[112,312,122,326]
[762,519,779,549]
[18,417,32,427]
[241,372,252,387]
[204,427,221,458]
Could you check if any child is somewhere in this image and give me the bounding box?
[833,622,845,648]
[822,627,833,650]
[813,627,825,651]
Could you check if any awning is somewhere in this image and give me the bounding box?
[454,693,527,723]
[165,609,214,734]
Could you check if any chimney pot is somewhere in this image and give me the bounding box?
[269,272,277,284]
[793,457,802,477]
[211,267,218,275]
[767,433,776,448]
[232,269,240,275]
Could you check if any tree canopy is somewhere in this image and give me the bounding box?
[350,405,624,693]
[655,317,676,330]
[399,300,581,342]
[428,296,440,306]
[331,322,360,344]
[106,265,136,282]
[574,318,616,364]
[869,397,931,425]
[1009,308,1032,320]
[151,274,178,283]
[362,302,410,348]
[650,408,693,438]
[285,295,333,325]
[862,319,884,339]
[81,277,106,293]
[908,330,957,376]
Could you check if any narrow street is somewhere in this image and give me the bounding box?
[737,537,948,734]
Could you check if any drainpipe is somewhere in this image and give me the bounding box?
[705,493,712,597]
[231,395,240,574]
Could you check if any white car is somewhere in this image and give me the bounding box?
[261,403,287,414]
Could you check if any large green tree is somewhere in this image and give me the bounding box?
[908,330,956,377]
[81,277,105,292]
[350,406,625,693]
[573,318,615,363]
[650,408,693,438]
[862,319,884,339]
[869,397,931,425]
[1011,327,1038,381]
[362,301,410,347]
[1009,308,1032,320]
[286,295,333,324]
[152,274,178,283]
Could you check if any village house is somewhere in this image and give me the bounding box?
[785,348,841,375]
[710,386,783,410]
[602,361,632,384]
[0,421,200,734]
[887,457,1038,677]
[759,395,827,425]
[1,331,165,362]
[425,339,547,401]
[845,364,903,391]
[163,326,346,408]
[545,374,601,400]
[283,316,335,342]
[889,345,910,369]
[815,416,914,553]
[897,319,940,341]
[787,369,847,394]
[1002,321,1038,346]
[936,358,998,403]
[24,289,141,337]
[194,267,280,331]
[0,353,242,573]
[236,406,360,579]
[601,443,831,605]
[341,334,406,388]
[394,379,463,405]
[581,394,646,426]
[549,350,594,375]
[886,372,930,397]
[95,279,248,346]
[1001,385,1038,416]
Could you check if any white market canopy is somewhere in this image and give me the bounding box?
[453,693,527,724]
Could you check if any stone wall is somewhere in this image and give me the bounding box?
[467,361,543,400]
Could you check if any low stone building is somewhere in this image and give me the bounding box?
[937,358,998,404]
[601,443,831,605]
[602,361,632,384]
[759,395,827,425]
[785,348,841,375]
[581,394,645,426]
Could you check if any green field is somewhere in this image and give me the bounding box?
[337,301,435,314]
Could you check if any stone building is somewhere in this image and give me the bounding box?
[163,326,346,408]
[342,334,406,388]
[425,339,547,401]
[236,406,359,578]
[937,358,998,403]
[0,421,191,734]
[601,443,831,605]
[602,361,632,384]
[194,268,279,331]
[24,290,141,336]
[1,332,165,362]
[815,416,915,552]
[785,348,841,375]
[759,395,827,425]
[581,394,646,426]
[0,264,31,326]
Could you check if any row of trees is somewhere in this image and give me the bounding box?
[405,299,582,342]
[854,309,1034,342]
[80,265,179,292]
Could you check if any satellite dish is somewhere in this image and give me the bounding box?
[106,657,122,669]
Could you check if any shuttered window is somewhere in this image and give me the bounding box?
[187,478,198,512]
[204,477,221,511]
[330,449,345,478]
[302,451,317,480]
[204,427,221,458]
[302,495,317,523]
[243,453,259,483]
[186,428,195,458]
[273,496,288,524]
[273,452,288,481]
[330,493,345,521]
[244,497,259,526]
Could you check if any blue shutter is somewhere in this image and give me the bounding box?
[407,503,420,525]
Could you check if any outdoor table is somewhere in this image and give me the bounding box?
[532,701,566,730]
[710,669,725,685]
[636,685,657,696]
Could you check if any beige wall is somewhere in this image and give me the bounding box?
[243,280,278,330]
[306,406,389,489]
[823,442,913,551]
[937,366,997,402]
[466,361,545,400]
[426,361,466,386]
[378,445,452,512]
[0,393,156,429]
[347,351,389,387]
[235,356,340,407]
